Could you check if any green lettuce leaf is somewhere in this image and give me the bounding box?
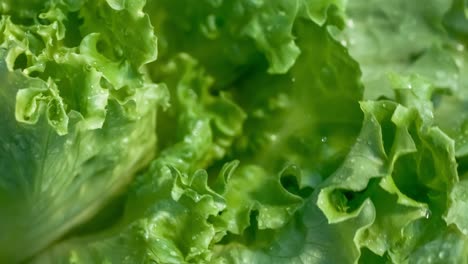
[28,16,362,263]
[2,0,467,263]
[337,0,461,100]
[405,228,468,264]
[317,75,462,262]
[0,1,168,262]
[226,18,363,189]
[146,0,345,87]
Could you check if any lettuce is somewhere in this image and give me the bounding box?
[1,0,467,263]
[0,1,168,262]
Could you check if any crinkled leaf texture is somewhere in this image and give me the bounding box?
[30,15,367,263]
[2,0,468,263]
[315,0,468,262]
[317,51,467,264]
[146,0,346,87]
[0,0,167,262]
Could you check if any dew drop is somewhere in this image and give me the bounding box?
[424,208,432,219]
[270,134,278,142]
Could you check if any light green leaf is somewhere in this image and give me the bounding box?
[338,0,458,99]
[0,1,167,261]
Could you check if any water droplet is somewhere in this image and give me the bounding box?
[424,208,432,219]
[291,77,296,83]
[321,137,328,143]
[438,251,446,259]
[270,134,278,142]
[193,194,200,202]
[456,44,465,52]
[346,19,355,28]
[407,83,412,89]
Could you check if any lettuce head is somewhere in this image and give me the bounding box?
[1,0,467,263]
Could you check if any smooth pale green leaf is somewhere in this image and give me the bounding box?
[446,180,468,235]
[338,0,459,100]
[434,96,468,157]
[405,228,468,264]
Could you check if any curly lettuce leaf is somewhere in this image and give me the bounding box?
[146,0,345,87]
[211,198,376,264]
[0,1,167,262]
[27,16,364,261]
[317,74,463,262]
[226,18,363,190]
[2,0,467,263]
